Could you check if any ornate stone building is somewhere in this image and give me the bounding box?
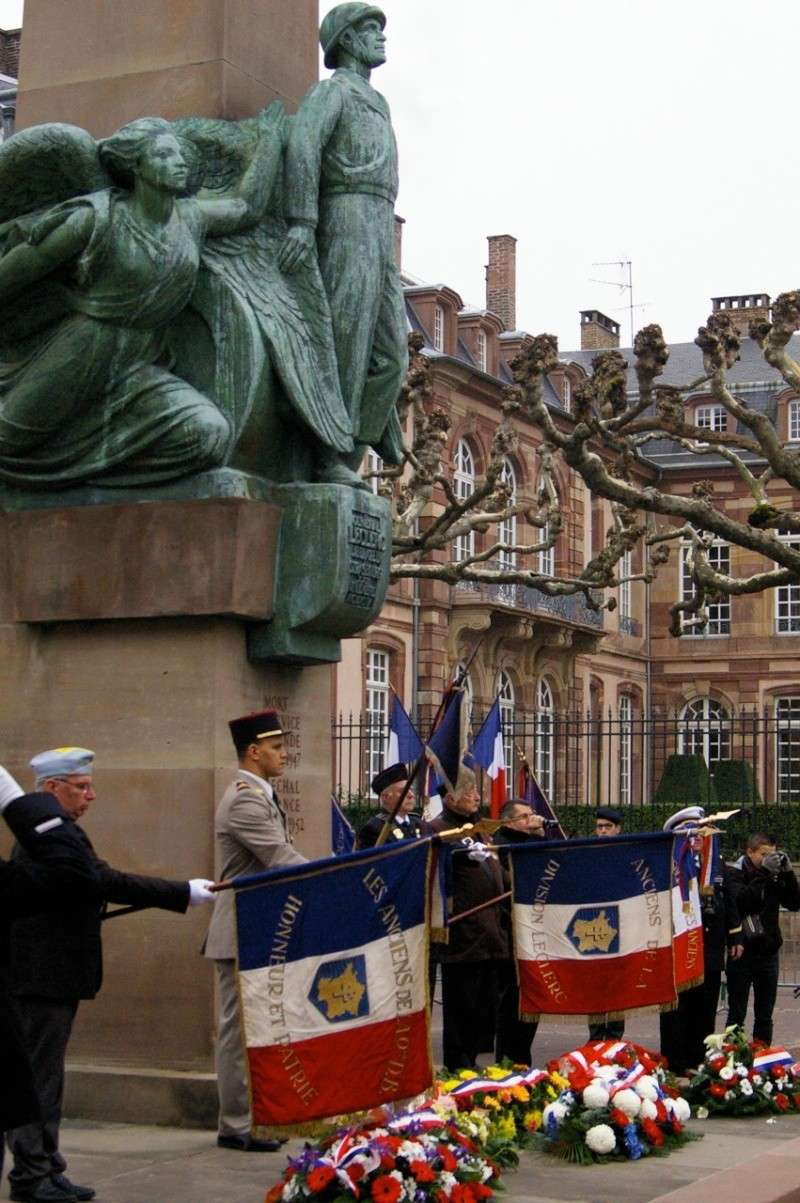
[334,235,800,808]
[0,26,19,141]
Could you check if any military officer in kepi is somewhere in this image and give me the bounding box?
[356,763,422,849]
[204,710,306,1153]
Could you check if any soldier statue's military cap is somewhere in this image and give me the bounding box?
[30,746,95,782]
[0,764,23,812]
[595,805,622,825]
[228,710,283,751]
[371,761,408,797]
[320,2,386,68]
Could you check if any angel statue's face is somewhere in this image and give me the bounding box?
[137,133,190,194]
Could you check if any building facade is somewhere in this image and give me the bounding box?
[0,27,19,141]
[334,235,800,809]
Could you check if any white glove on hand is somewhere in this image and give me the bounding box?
[188,879,216,906]
[463,838,493,863]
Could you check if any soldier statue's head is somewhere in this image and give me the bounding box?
[320,3,387,71]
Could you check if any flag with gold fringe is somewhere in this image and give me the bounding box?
[509,832,678,1020]
[233,840,433,1131]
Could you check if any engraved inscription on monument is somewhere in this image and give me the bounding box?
[346,508,387,610]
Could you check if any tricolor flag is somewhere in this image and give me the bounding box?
[387,692,424,766]
[517,757,565,839]
[472,699,507,819]
[234,841,433,1129]
[330,795,355,856]
[753,1047,795,1073]
[671,835,705,992]
[510,832,677,1019]
[426,688,470,798]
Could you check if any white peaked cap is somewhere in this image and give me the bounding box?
[663,805,705,833]
[0,765,24,813]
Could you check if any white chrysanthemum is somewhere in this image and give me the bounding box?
[585,1123,617,1155]
[398,1140,424,1160]
[724,1090,735,1101]
[440,1172,457,1193]
[639,1098,658,1121]
[740,1079,754,1096]
[672,1097,690,1123]
[763,1081,773,1094]
[752,1074,763,1086]
[582,1081,610,1109]
[634,1075,660,1101]
[719,1065,735,1080]
[662,1096,675,1115]
[594,1065,619,1082]
[695,1106,709,1119]
[543,1101,569,1127]
[736,1065,749,1078]
[613,1089,641,1118]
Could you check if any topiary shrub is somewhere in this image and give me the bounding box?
[652,753,718,809]
[712,759,763,806]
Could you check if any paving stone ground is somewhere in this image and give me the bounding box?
[3,956,799,1203]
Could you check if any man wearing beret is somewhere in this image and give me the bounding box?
[5,749,214,1203]
[204,710,306,1152]
[356,763,421,849]
[588,806,625,1043]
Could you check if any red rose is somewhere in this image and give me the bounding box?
[410,1161,436,1184]
[371,1175,402,1203]
[772,1067,785,1080]
[709,1055,726,1071]
[307,1165,337,1193]
[709,1083,727,1099]
[437,1146,458,1172]
[775,1093,790,1111]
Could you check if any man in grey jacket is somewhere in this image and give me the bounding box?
[204,710,306,1152]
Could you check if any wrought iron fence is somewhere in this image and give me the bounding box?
[332,706,800,810]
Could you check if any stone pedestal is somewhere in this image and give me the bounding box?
[15,0,318,134]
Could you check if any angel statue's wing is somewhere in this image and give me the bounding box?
[0,122,109,225]
[172,115,262,199]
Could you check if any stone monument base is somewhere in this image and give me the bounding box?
[0,491,337,1120]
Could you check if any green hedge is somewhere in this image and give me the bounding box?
[712,759,763,807]
[653,753,718,808]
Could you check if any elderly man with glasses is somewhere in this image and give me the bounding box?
[5,748,214,1203]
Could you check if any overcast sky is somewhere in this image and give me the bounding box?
[4,0,798,352]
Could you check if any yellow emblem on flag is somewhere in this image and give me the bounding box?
[570,908,619,953]
[314,959,367,1020]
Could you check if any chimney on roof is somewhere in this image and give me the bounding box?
[0,28,20,78]
[486,234,516,331]
[580,309,620,351]
[711,293,770,338]
[393,214,405,271]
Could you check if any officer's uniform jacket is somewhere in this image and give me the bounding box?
[203,771,305,961]
[356,810,422,850]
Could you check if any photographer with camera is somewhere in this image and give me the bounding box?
[725,832,800,1044]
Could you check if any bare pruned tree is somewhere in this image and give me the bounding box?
[376,297,800,634]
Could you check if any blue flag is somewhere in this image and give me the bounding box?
[331,794,355,855]
[387,693,424,765]
[426,688,469,796]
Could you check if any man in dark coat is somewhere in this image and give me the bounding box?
[493,799,545,1065]
[659,807,743,1075]
[0,768,100,1185]
[6,749,215,1203]
[425,769,509,1070]
[356,762,422,848]
[725,831,800,1044]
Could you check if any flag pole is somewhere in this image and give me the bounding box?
[374,632,488,847]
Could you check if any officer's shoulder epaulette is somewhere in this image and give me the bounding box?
[235,781,251,791]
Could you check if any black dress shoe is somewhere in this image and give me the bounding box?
[217,1133,283,1152]
[9,1180,77,1202]
[51,1175,96,1201]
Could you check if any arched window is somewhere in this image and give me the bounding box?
[537,476,555,577]
[498,459,517,571]
[496,670,515,777]
[453,439,476,562]
[678,697,730,767]
[618,694,632,805]
[534,678,555,799]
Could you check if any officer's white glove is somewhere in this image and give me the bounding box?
[188,879,216,905]
[761,850,790,876]
[462,838,493,863]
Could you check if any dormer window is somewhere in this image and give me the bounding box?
[433,305,445,351]
[695,404,727,433]
[477,328,487,372]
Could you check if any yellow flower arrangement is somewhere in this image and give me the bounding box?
[459,1069,479,1081]
[485,1065,509,1081]
[550,1071,570,1091]
[511,1086,530,1103]
[523,1108,543,1132]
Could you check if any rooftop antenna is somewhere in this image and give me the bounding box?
[590,259,640,346]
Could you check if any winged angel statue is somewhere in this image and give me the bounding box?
[0,106,363,489]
